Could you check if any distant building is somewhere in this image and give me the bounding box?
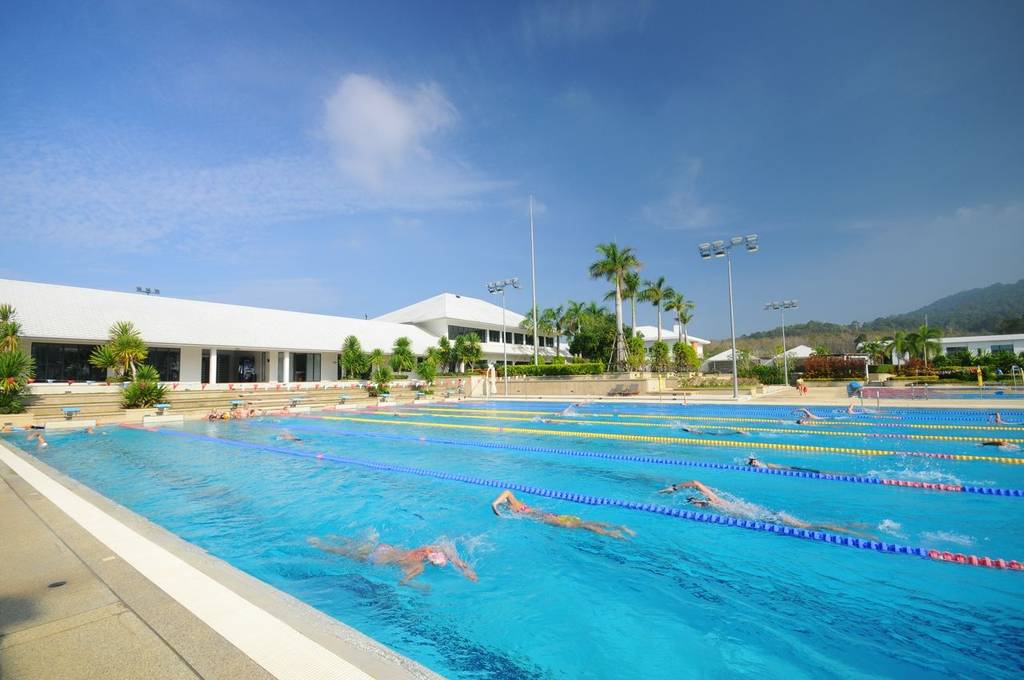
[0,279,568,384]
[632,324,710,358]
[939,334,1024,356]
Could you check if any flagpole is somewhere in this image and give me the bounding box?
[530,194,539,366]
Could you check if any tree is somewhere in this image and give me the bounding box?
[568,305,616,362]
[649,340,670,372]
[665,292,695,346]
[887,331,910,365]
[372,365,393,393]
[340,335,367,378]
[543,306,568,357]
[0,304,22,353]
[89,321,148,379]
[860,340,889,365]
[390,336,415,372]
[417,358,437,386]
[626,334,646,370]
[906,324,942,368]
[589,242,641,371]
[0,348,34,414]
[368,349,386,371]
[456,333,482,371]
[563,300,586,347]
[673,342,699,373]
[639,277,674,343]
[437,337,455,373]
[607,272,641,330]
[120,364,167,409]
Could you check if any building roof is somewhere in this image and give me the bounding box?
[775,344,815,359]
[374,292,528,328]
[0,279,438,353]
[940,334,1024,344]
[633,325,710,344]
[703,348,743,362]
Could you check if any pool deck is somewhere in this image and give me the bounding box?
[0,441,440,680]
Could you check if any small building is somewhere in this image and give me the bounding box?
[633,324,710,358]
[701,348,747,374]
[939,334,1024,357]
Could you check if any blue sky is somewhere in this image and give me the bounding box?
[2,1,1023,338]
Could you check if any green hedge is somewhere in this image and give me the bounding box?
[869,364,894,373]
[504,363,604,377]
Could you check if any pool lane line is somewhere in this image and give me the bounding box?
[127,426,1024,572]
[415,406,1024,432]
[308,414,1024,465]
[259,420,1023,498]
[384,410,1024,444]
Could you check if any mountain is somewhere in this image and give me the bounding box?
[712,279,1024,356]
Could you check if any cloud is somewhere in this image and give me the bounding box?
[642,158,716,230]
[522,0,651,47]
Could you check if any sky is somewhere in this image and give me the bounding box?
[2,0,1023,338]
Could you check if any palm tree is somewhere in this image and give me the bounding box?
[0,304,22,353]
[605,272,641,330]
[860,340,888,365]
[0,350,34,414]
[638,277,674,342]
[887,331,910,366]
[563,300,585,340]
[665,292,695,346]
[906,324,942,368]
[90,321,148,379]
[543,306,569,357]
[367,349,386,371]
[340,335,366,378]
[390,336,415,372]
[455,334,482,372]
[589,243,641,371]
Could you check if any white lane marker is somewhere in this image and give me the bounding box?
[0,446,374,680]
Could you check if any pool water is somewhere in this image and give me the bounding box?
[7,401,1024,678]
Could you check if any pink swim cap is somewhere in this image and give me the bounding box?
[426,550,447,566]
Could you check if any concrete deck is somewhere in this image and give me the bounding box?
[0,443,440,680]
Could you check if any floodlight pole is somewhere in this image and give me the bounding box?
[500,288,508,396]
[725,253,739,399]
[780,306,789,386]
[529,195,539,366]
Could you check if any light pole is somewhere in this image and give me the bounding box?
[529,195,539,366]
[487,277,520,397]
[764,300,798,386]
[698,235,759,400]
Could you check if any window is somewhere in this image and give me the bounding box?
[505,332,513,344]
[489,329,501,342]
[291,353,321,382]
[944,346,967,355]
[526,335,534,345]
[147,348,181,381]
[514,333,524,345]
[448,325,483,340]
[991,344,1014,353]
[545,336,555,348]
[30,343,107,382]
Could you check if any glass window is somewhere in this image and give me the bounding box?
[489,329,500,342]
[944,346,967,355]
[147,348,180,381]
[448,325,482,340]
[30,343,107,382]
[514,333,524,345]
[505,332,514,343]
[991,344,1014,353]
[545,336,555,348]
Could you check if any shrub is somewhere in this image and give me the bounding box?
[672,343,699,373]
[678,375,759,388]
[372,366,393,393]
[894,358,930,376]
[417,359,437,386]
[121,364,166,408]
[743,363,786,385]
[649,341,670,372]
[868,364,894,373]
[802,356,866,379]
[505,363,604,377]
[0,350,34,414]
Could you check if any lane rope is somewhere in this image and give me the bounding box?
[125,425,1024,571]
[309,414,1024,465]
[255,420,1024,497]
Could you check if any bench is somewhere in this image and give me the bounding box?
[154,403,170,416]
[608,383,641,396]
[337,395,348,405]
[61,407,81,420]
[378,392,391,403]
[289,396,308,408]
[414,391,426,400]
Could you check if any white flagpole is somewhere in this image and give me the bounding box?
[530,194,539,366]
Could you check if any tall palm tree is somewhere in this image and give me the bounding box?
[589,243,641,370]
[906,324,942,368]
[886,331,910,365]
[543,305,569,357]
[605,271,641,330]
[665,292,695,346]
[90,321,148,379]
[437,337,455,373]
[638,277,674,342]
[563,300,586,340]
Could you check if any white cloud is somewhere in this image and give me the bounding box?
[522,0,651,47]
[642,158,716,230]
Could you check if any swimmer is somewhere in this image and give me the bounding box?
[207,409,223,421]
[980,440,1021,452]
[85,426,95,435]
[26,430,47,448]
[674,423,749,436]
[796,408,823,421]
[559,403,582,417]
[308,536,477,585]
[491,490,635,539]
[1,423,14,433]
[744,456,820,473]
[658,480,874,539]
[276,431,302,442]
[991,412,1021,426]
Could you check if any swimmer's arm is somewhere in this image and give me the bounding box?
[447,549,478,582]
[491,490,515,515]
[399,561,425,584]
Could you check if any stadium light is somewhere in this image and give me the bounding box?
[487,278,520,396]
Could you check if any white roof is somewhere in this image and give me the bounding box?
[941,334,1024,344]
[633,325,710,344]
[0,279,438,353]
[704,348,742,362]
[775,344,815,359]
[374,292,527,328]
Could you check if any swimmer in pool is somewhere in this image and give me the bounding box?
[795,408,823,424]
[308,536,477,585]
[980,440,1021,452]
[26,430,47,448]
[491,490,635,540]
[276,431,302,441]
[744,456,820,473]
[674,423,749,436]
[658,480,874,538]
[559,403,582,417]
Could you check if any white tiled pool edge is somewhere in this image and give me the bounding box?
[0,444,376,680]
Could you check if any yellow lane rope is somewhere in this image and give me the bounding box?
[412,406,1024,432]
[316,415,1024,465]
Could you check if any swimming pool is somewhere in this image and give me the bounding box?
[7,401,1024,678]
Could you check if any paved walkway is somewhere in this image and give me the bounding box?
[0,459,273,680]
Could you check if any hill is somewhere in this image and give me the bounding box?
[710,279,1024,356]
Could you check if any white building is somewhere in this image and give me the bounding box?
[633,324,710,357]
[0,279,566,384]
[940,334,1024,356]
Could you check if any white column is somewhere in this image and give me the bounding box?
[282,352,291,383]
[208,348,218,384]
[268,352,279,383]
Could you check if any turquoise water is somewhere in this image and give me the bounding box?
[7,401,1024,678]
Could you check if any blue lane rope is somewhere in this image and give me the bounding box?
[131,426,938,561]
[256,420,1024,498]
